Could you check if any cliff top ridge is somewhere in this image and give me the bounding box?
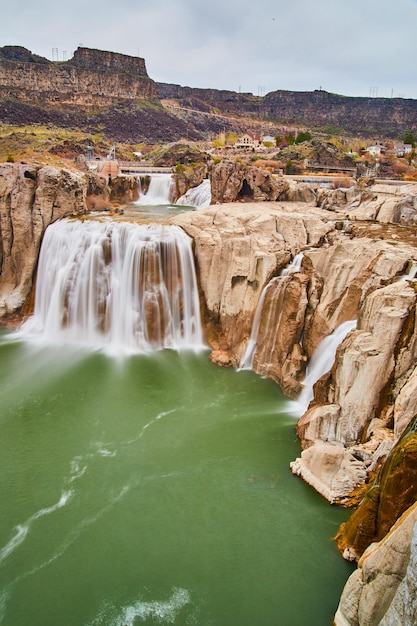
[0,45,149,77]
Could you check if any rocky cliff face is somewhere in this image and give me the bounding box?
[0,46,198,143]
[263,89,417,137]
[157,81,417,138]
[0,46,155,106]
[0,163,108,318]
[335,502,417,626]
[1,45,416,141]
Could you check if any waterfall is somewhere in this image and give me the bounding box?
[239,281,271,370]
[239,253,304,370]
[402,262,417,281]
[176,180,212,209]
[137,173,174,205]
[291,320,357,416]
[20,218,204,354]
[136,174,211,210]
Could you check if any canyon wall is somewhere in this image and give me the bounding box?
[1,45,416,139]
[263,89,417,137]
[1,163,417,623]
[157,81,417,138]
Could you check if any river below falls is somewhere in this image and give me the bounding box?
[0,334,354,625]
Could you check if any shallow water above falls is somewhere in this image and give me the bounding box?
[0,337,354,626]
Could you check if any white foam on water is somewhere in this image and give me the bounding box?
[0,590,8,624]
[116,588,191,625]
[0,490,73,565]
[139,408,177,439]
[87,587,192,626]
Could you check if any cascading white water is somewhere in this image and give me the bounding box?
[20,218,204,354]
[176,179,212,209]
[239,282,270,371]
[291,319,357,416]
[239,253,304,370]
[137,173,174,205]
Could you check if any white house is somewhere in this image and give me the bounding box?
[365,145,385,157]
[235,134,257,150]
[394,143,413,157]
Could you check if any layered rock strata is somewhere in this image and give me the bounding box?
[0,46,155,106]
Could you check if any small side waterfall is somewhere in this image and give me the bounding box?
[239,253,304,370]
[137,173,174,205]
[136,174,211,210]
[292,319,357,415]
[21,218,204,354]
[177,180,212,209]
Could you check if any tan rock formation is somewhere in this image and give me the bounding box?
[334,502,417,626]
[0,163,97,317]
[209,160,289,204]
[291,280,417,503]
[252,271,309,397]
[301,239,412,357]
[172,202,332,366]
[171,163,207,202]
[317,181,417,225]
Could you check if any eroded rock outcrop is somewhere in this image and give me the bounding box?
[335,501,417,626]
[0,46,155,107]
[172,202,331,370]
[209,159,289,204]
[317,181,417,225]
[291,279,417,504]
[0,163,105,317]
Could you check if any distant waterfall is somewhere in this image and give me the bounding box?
[21,218,204,354]
[177,180,212,209]
[137,173,174,205]
[291,320,357,416]
[239,253,304,370]
[137,174,211,209]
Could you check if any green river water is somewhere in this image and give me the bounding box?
[0,334,354,626]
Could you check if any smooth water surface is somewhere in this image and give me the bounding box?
[0,335,353,625]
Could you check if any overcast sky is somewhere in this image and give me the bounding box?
[1,0,416,99]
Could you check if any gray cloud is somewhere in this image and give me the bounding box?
[0,0,416,98]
